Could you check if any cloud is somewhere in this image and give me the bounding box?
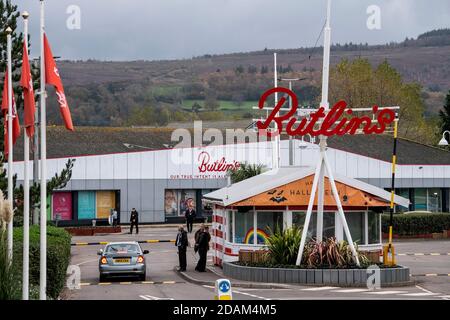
[12,0,450,61]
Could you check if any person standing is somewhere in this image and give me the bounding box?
[184,206,196,233]
[112,208,118,227]
[129,208,139,234]
[194,224,205,253]
[175,226,188,271]
[195,227,210,272]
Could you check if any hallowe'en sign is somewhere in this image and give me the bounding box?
[256,87,396,137]
[233,175,388,207]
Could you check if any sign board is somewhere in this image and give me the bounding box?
[52,192,73,221]
[256,87,396,137]
[214,279,232,300]
[78,191,96,219]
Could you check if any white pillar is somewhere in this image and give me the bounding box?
[6,27,13,264]
[22,11,30,300]
[39,0,47,300]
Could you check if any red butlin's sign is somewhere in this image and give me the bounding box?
[256,87,396,137]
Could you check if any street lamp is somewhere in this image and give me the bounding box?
[277,77,308,165]
[438,130,450,146]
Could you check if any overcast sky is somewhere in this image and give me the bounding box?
[13,0,450,61]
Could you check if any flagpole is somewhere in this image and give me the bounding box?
[39,0,47,300]
[6,26,13,264]
[22,10,30,300]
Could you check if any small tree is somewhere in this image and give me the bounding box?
[227,162,265,183]
[439,90,450,133]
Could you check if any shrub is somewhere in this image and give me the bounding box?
[266,226,302,265]
[0,230,21,300]
[302,238,370,268]
[382,213,450,235]
[13,225,71,299]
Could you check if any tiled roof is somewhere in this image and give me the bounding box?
[11,126,450,165]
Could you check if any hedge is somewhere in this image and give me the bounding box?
[382,213,450,235]
[13,225,71,299]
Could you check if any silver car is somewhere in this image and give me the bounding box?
[98,241,149,282]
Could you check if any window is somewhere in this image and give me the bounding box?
[228,211,233,242]
[395,189,410,213]
[414,189,427,210]
[323,212,335,239]
[427,188,442,212]
[234,210,254,244]
[164,189,197,217]
[344,212,365,245]
[256,212,283,244]
[292,212,316,240]
[368,212,380,244]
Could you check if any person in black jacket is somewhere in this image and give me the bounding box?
[195,227,210,272]
[184,206,196,233]
[129,208,139,234]
[175,226,188,271]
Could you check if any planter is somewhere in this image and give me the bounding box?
[223,262,410,287]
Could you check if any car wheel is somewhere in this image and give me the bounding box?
[139,273,146,281]
[99,274,107,283]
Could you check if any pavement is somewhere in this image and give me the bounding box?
[63,225,450,300]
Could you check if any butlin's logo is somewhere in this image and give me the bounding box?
[267,189,287,203]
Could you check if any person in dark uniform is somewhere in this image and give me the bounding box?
[195,227,210,272]
[175,226,188,271]
[184,206,196,233]
[129,208,139,234]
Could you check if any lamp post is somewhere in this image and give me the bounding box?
[277,77,308,166]
[438,131,450,146]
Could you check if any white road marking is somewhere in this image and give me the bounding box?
[233,289,271,300]
[76,258,98,266]
[301,286,339,291]
[399,292,439,296]
[364,290,407,295]
[331,288,369,293]
[140,295,174,300]
[415,285,435,294]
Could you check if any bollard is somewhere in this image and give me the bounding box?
[214,279,232,300]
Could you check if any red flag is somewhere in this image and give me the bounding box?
[20,41,36,137]
[43,33,74,131]
[2,71,21,156]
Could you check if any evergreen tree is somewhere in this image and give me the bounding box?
[439,90,450,133]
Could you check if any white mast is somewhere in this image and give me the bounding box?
[6,26,13,263]
[296,0,360,266]
[22,10,30,300]
[39,0,48,300]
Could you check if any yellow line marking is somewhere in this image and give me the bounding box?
[99,242,108,245]
[163,281,176,284]
[76,243,88,246]
[425,273,437,277]
[99,282,112,285]
[80,283,91,286]
[120,282,132,285]
[147,240,159,243]
[169,240,176,242]
[448,274,450,277]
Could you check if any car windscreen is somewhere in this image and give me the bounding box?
[105,244,140,254]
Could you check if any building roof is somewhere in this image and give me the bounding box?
[203,166,410,208]
[11,126,450,165]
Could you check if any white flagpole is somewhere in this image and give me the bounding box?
[6,27,13,264]
[39,0,47,300]
[273,52,279,168]
[22,11,30,300]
